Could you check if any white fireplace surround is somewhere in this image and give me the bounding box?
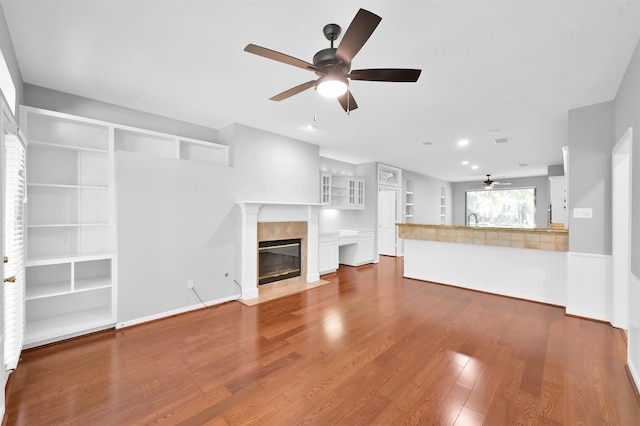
[237,201,322,300]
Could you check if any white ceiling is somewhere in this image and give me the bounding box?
[2,1,639,182]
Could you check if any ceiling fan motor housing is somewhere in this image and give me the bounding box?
[313,48,350,76]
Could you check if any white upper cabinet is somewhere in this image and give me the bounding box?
[319,173,365,210]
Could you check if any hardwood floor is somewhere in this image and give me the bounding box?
[6,256,640,425]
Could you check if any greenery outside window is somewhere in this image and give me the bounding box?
[465,187,536,228]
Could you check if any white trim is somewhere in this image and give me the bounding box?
[115,295,238,329]
[628,272,640,393]
[612,128,632,329]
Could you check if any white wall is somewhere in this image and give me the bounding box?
[451,175,550,228]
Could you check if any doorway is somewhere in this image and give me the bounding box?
[611,127,632,329]
[378,188,399,256]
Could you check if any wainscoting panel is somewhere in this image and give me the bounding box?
[566,252,612,322]
[403,240,567,306]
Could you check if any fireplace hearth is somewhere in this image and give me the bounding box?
[258,238,301,285]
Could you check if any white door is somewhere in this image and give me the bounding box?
[378,190,397,256]
[612,128,632,329]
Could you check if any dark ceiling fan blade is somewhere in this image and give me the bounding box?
[337,90,358,112]
[335,9,381,64]
[244,44,319,72]
[349,68,422,82]
[269,80,317,101]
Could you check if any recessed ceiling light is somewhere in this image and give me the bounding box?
[422,141,433,146]
[461,160,469,165]
[518,163,530,167]
[471,165,479,170]
[458,139,469,146]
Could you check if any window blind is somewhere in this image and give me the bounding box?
[3,132,25,371]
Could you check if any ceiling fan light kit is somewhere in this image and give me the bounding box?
[317,75,348,97]
[244,8,421,112]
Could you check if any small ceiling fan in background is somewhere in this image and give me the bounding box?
[244,8,422,112]
[478,174,511,189]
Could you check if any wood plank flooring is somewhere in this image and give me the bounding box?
[5,256,640,425]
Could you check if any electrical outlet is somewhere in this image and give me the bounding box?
[187,279,194,289]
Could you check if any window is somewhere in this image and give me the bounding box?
[465,187,536,228]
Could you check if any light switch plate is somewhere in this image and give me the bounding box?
[573,208,593,218]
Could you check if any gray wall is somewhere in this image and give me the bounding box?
[614,37,640,276]
[21,86,322,324]
[567,101,615,255]
[226,123,320,203]
[116,122,320,323]
[116,153,238,322]
[404,169,452,224]
[451,175,550,228]
[24,84,217,142]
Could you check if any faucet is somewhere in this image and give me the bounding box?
[467,213,478,226]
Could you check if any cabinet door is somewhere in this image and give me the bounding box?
[320,173,331,205]
[328,238,339,270]
[365,234,374,262]
[348,178,357,206]
[319,240,329,273]
[357,237,367,263]
[356,179,365,208]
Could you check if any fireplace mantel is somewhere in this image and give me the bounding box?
[237,201,322,300]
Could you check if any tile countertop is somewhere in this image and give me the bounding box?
[397,223,568,252]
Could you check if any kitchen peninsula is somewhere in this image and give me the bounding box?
[398,224,569,306]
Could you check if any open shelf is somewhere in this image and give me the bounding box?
[26,281,72,300]
[24,305,114,348]
[21,106,118,347]
[28,183,109,190]
[29,140,108,153]
[26,252,115,267]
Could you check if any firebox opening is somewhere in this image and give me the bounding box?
[258,238,302,285]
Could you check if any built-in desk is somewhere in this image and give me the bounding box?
[397,223,569,306]
[319,229,375,274]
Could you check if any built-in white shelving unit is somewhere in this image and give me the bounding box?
[114,127,228,165]
[405,179,414,222]
[440,187,446,225]
[21,106,117,347]
[21,105,229,348]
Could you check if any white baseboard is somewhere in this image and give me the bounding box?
[566,252,612,322]
[627,272,640,393]
[116,294,238,329]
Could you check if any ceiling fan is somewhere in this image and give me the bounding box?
[244,8,422,112]
[480,174,511,189]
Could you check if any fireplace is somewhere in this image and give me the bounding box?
[258,238,302,285]
[237,202,321,300]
